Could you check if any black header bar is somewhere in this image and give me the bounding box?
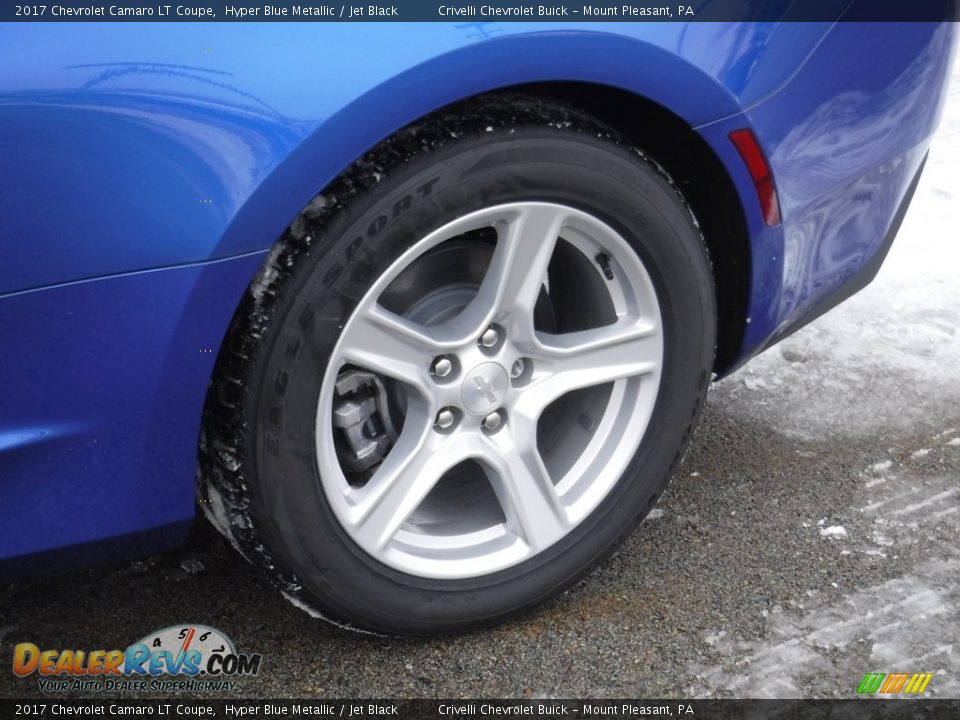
[3,0,958,22]
[4,699,960,719]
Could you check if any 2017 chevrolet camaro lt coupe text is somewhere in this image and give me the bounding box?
[0,16,956,635]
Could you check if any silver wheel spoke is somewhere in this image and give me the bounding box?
[339,303,436,391]
[483,420,569,552]
[518,318,660,418]
[347,405,460,550]
[458,204,567,337]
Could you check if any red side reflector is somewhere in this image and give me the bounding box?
[729,128,781,227]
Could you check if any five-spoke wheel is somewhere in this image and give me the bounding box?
[319,203,663,578]
[201,97,715,634]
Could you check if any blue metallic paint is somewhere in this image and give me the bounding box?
[0,18,955,565]
[739,21,954,352]
[0,251,266,558]
[0,22,839,294]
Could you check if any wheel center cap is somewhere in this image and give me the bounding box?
[460,362,509,415]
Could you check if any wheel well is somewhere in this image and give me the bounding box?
[503,82,751,374]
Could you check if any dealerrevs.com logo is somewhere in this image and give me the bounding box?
[13,625,262,693]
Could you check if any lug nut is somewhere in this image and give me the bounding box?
[482,411,503,432]
[432,357,453,378]
[480,327,500,348]
[435,408,456,431]
[510,358,526,379]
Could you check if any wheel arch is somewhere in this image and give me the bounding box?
[194,85,751,549]
[197,38,757,476]
[208,80,751,390]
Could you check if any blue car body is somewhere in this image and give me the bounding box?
[0,16,955,570]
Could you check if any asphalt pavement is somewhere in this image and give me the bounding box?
[2,394,958,699]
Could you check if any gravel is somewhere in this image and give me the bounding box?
[1,400,957,699]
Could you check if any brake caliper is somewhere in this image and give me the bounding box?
[332,369,399,478]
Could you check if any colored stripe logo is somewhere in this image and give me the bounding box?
[857,672,933,694]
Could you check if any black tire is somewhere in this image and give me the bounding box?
[199,94,715,636]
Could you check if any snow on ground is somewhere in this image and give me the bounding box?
[818,525,847,540]
[689,431,960,697]
[689,60,960,698]
[689,554,960,697]
[713,60,960,442]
